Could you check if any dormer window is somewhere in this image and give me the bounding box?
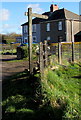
[46,23,50,31]
[58,21,62,30]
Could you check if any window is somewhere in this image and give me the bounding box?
[58,21,62,30]
[33,36,37,42]
[24,37,28,43]
[25,25,28,33]
[32,24,36,32]
[24,25,28,33]
[47,36,51,41]
[58,36,63,42]
[46,23,50,31]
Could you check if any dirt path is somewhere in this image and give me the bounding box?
[2,55,29,80]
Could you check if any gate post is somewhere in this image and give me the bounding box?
[72,42,75,62]
[39,42,44,77]
[44,40,48,67]
[58,42,61,64]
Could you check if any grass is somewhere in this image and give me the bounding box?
[2,71,38,120]
[41,63,81,119]
[2,71,55,120]
[2,62,81,120]
[0,49,17,55]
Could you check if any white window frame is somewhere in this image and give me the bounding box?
[32,24,36,32]
[47,36,51,41]
[58,21,62,30]
[24,26,26,33]
[24,25,28,33]
[58,36,63,42]
[25,25,28,33]
[46,23,50,31]
[33,36,37,42]
[24,37,28,43]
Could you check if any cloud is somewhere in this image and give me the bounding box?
[2,24,10,28]
[27,4,43,14]
[1,23,22,34]
[0,8,10,21]
[1,24,13,33]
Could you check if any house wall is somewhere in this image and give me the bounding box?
[22,26,25,43]
[40,19,66,43]
[22,24,40,43]
[32,24,41,43]
[66,20,81,42]
[66,20,71,42]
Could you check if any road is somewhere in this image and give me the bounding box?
[2,55,29,80]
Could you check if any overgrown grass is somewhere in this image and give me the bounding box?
[3,71,56,120]
[41,63,81,119]
[2,63,81,120]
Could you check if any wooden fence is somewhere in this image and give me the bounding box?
[38,41,81,73]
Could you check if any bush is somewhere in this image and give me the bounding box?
[17,44,39,59]
[21,46,28,58]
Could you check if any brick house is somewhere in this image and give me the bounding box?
[21,4,81,43]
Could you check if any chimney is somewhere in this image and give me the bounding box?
[50,4,59,12]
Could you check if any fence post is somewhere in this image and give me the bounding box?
[72,42,75,62]
[44,40,48,67]
[58,42,61,64]
[39,42,44,77]
[28,8,33,74]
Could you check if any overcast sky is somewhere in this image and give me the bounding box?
[0,2,80,34]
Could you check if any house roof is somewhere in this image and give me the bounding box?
[64,9,80,20]
[21,8,81,26]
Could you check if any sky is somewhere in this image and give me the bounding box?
[0,2,80,34]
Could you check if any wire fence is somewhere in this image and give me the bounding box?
[38,41,81,73]
[50,42,81,64]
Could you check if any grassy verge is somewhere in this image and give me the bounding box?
[41,63,81,119]
[2,71,40,120]
[2,63,81,120]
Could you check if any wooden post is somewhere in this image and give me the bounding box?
[25,8,48,74]
[72,42,74,62]
[28,8,33,74]
[44,40,48,67]
[39,42,44,77]
[58,42,61,64]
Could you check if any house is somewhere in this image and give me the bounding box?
[21,4,81,43]
[16,36,22,43]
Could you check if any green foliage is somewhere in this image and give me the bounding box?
[2,60,81,119]
[0,49,16,55]
[19,44,39,60]
[1,32,22,43]
[21,46,28,58]
[41,63,80,119]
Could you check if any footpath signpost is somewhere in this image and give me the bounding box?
[25,8,48,74]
